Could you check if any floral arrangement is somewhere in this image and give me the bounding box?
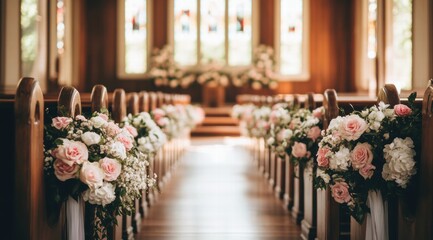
[285,107,324,169]
[234,45,279,90]
[247,105,272,138]
[44,111,156,239]
[123,112,167,156]
[231,103,256,137]
[196,64,231,87]
[314,94,421,223]
[184,105,206,129]
[148,45,195,89]
[266,103,293,157]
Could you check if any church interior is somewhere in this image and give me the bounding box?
[1,0,433,239]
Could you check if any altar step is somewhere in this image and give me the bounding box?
[191,106,241,136]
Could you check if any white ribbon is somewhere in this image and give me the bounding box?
[365,191,388,240]
[66,196,85,240]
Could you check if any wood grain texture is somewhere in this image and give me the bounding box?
[14,77,66,239]
[316,89,341,240]
[90,84,109,113]
[58,86,82,116]
[416,79,433,239]
[137,137,302,240]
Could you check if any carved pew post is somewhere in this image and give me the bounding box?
[301,92,318,239]
[416,80,433,239]
[316,89,341,240]
[291,94,305,224]
[269,95,284,189]
[283,95,298,209]
[14,78,66,239]
[127,92,146,234]
[264,96,273,179]
[156,92,167,189]
[112,89,133,240]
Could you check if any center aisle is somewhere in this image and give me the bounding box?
[137,137,301,240]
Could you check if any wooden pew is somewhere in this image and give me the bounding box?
[127,92,144,234]
[316,89,345,240]
[283,95,298,208]
[11,78,66,239]
[301,92,319,240]
[291,94,305,224]
[112,88,133,240]
[416,79,433,239]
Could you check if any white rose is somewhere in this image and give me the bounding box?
[137,137,147,146]
[109,141,127,159]
[317,169,330,184]
[79,161,104,189]
[81,132,101,146]
[329,146,350,171]
[82,182,116,206]
[90,116,107,128]
[267,137,275,146]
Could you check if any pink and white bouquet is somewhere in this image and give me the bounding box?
[44,111,155,239]
[286,107,324,169]
[314,94,421,223]
[231,104,256,137]
[266,103,293,157]
[248,105,272,138]
[185,105,205,129]
[123,112,167,156]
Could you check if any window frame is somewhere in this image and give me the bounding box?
[273,0,310,81]
[117,0,153,80]
[167,0,259,71]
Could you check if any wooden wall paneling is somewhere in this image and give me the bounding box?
[416,79,433,239]
[316,89,341,240]
[14,78,66,239]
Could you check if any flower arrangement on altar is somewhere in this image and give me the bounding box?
[123,112,167,156]
[148,45,195,89]
[314,94,421,223]
[233,45,279,90]
[44,111,156,239]
[196,64,231,87]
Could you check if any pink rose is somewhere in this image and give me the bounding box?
[53,159,79,181]
[350,143,373,170]
[317,147,330,167]
[331,181,351,203]
[105,122,121,137]
[116,133,134,151]
[289,119,300,130]
[99,157,122,181]
[75,115,87,121]
[157,117,169,127]
[152,109,166,121]
[52,139,88,166]
[313,107,323,119]
[79,162,104,189]
[339,115,368,141]
[124,125,138,137]
[292,142,307,158]
[98,113,109,121]
[394,104,412,116]
[307,126,322,141]
[52,117,73,130]
[269,111,278,124]
[359,163,376,179]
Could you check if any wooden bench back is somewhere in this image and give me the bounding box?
[416,80,433,239]
[58,86,82,117]
[14,77,66,239]
[90,84,108,113]
[112,89,127,123]
[139,91,150,112]
[128,92,139,115]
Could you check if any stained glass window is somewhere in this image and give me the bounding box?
[174,0,197,65]
[387,0,412,90]
[228,0,252,65]
[124,0,147,74]
[21,0,39,76]
[172,0,254,66]
[279,0,304,76]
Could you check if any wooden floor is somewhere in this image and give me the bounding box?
[137,137,301,240]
